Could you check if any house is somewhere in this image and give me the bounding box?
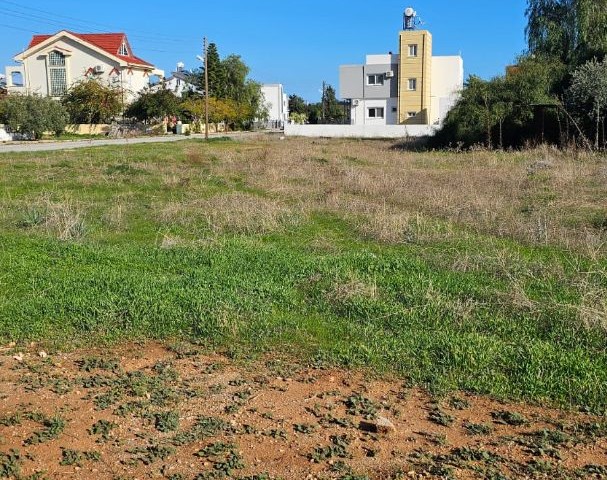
[339,7,463,127]
[161,63,201,97]
[4,31,164,102]
[260,84,289,129]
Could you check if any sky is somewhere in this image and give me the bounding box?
[0,0,529,102]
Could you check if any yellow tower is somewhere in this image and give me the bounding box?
[398,9,432,125]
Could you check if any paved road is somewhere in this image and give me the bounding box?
[0,131,267,154]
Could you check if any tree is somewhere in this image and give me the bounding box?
[205,43,226,98]
[61,79,122,124]
[0,95,68,139]
[526,0,607,66]
[288,95,307,115]
[568,58,607,149]
[125,89,181,121]
[322,85,346,123]
[191,46,266,129]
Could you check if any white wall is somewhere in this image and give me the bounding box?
[430,56,463,125]
[285,123,435,138]
[350,98,399,126]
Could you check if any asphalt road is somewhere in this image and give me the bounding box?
[0,131,265,154]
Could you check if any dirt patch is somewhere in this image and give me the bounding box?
[0,342,606,479]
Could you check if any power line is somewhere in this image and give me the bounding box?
[0,0,201,43]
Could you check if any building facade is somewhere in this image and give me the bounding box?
[261,84,289,129]
[339,8,463,127]
[4,31,163,102]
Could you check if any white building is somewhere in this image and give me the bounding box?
[261,84,289,129]
[161,63,201,98]
[4,31,164,102]
[340,53,463,127]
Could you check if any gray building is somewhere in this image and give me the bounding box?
[340,54,400,125]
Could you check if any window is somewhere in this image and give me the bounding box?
[407,78,417,91]
[407,111,417,118]
[368,107,384,118]
[408,44,418,57]
[119,43,129,56]
[367,74,384,86]
[48,51,67,96]
[392,107,398,113]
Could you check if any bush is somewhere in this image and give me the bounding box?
[62,79,122,124]
[0,95,68,139]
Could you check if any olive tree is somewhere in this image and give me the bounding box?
[568,58,607,149]
[0,95,68,139]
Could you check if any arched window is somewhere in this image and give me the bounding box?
[48,51,67,96]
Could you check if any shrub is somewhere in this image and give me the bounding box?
[0,94,68,139]
[61,79,122,124]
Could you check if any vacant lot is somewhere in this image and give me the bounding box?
[0,137,606,477]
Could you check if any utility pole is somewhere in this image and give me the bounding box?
[204,37,210,141]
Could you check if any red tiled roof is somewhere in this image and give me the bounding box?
[27,32,154,67]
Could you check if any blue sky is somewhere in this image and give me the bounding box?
[1,0,529,101]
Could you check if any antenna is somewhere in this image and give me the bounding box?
[403,6,416,30]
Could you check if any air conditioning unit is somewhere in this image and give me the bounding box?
[352,99,360,106]
[385,71,395,78]
[93,65,104,74]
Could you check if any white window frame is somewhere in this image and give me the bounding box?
[47,51,68,97]
[367,107,385,119]
[119,43,129,56]
[367,74,384,86]
[407,78,417,91]
[408,44,418,57]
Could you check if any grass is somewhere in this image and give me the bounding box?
[0,138,606,411]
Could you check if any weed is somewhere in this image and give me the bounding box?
[491,410,528,426]
[0,414,22,427]
[129,444,175,465]
[154,411,180,432]
[309,435,352,463]
[195,442,244,475]
[0,449,22,478]
[344,394,378,419]
[464,422,492,436]
[78,357,120,373]
[293,423,316,434]
[25,416,65,445]
[447,396,470,410]
[428,408,455,427]
[89,419,117,441]
[171,416,230,446]
[60,448,101,466]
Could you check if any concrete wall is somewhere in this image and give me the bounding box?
[285,123,435,138]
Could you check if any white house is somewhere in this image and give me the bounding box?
[161,63,201,97]
[4,31,164,102]
[261,84,289,129]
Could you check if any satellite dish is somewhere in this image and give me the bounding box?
[405,7,415,17]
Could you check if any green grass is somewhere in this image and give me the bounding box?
[1,139,607,412]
